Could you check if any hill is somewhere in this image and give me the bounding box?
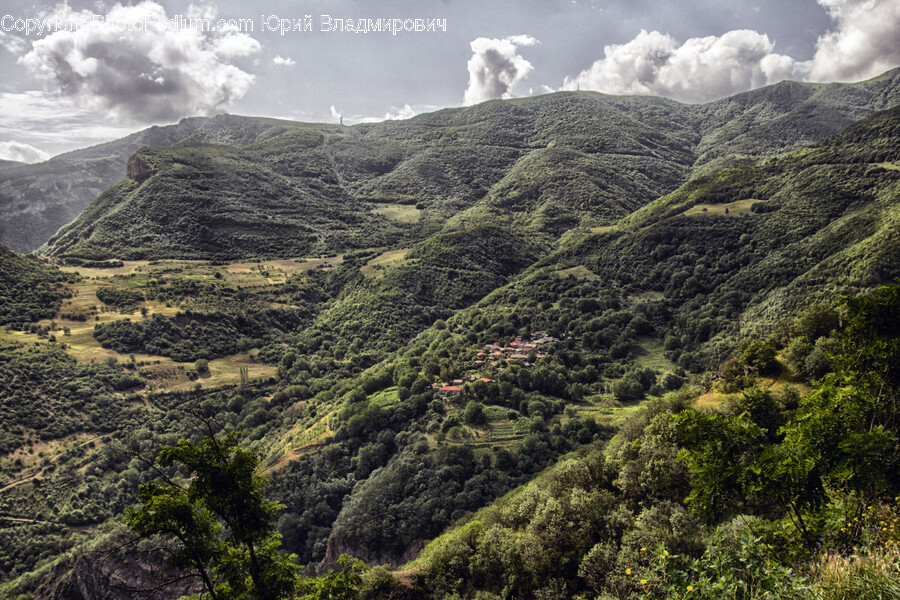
[296,104,900,567]
[0,85,899,599]
[0,160,25,170]
[0,114,317,253]
[35,68,900,261]
[0,243,77,326]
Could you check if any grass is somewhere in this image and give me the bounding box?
[224,256,342,276]
[360,248,410,278]
[0,257,294,392]
[814,548,900,599]
[370,204,422,223]
[635,339,677,372]
[177,352,275,391]
[56,256,344,288]
[696,365,810,410]
[589,225,618,234]
[577,395,650,427]
[0,273,180,363]
[368,387,400,408]
[54,260,153,278]
[682,198,759,218]
[0,432,103,490]
[264,413,335,473]
[554,266,600,280]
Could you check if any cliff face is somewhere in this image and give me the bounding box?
[125,155,154,183]
[52,553,201,600]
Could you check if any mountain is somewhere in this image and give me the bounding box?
[285,104,900,571]
[32,68,900,260]
[0,114,316,253]
[0,79,899,599]
[0,159,25,170]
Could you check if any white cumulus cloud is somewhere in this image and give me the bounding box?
[18,1,260,124]
[0,140,51,164]
[807,0,900,82]
[463,35,539,105]
[562,0,900,103]
[272,55,296,66]
[563,29,796,103]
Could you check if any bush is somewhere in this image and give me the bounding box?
[740,339,777,374]
[464,400,488,426]
[614,377,644,402]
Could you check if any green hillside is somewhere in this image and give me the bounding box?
[0,114,317,254]
[0,87,899,599]
[245,106,900,573]
[0,244,77,326]
[38,69,900,261]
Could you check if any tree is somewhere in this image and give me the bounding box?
[127,429,298,600]
[678,283,900,549]
[613,376,644,402]
[740,339,777,374]
[464,400,488,426]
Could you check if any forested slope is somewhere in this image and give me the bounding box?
[39,68,900,261]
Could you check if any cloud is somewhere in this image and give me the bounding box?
[563,29,796,103]
[0,31,26,54]
[807,0,900,82]
[383,104,420,121]
[330,105,342,121]
[463,35,538,105]
[506,35,540,47]
[563,0,900,103]
[354,103,440,124]
[0,91,137,154]
[273,55,296,66]
[18,1,260,124]
[0,140,51,164]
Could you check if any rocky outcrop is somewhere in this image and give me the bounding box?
[318,536,426,576]
[126,154,154,183]
[52,552,202,600]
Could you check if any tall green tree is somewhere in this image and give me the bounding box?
[127,430,298,600]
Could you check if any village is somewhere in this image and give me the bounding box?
[435,331,558,397]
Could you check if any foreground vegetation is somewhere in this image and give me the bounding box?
[15,281,895,600]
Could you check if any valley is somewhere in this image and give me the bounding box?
[0,80,898,599]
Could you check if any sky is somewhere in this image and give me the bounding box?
[0,0,898,162]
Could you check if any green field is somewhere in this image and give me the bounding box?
[370,203,422,223]
[360,248,410,278]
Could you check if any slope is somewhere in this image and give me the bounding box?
[274,105,900,569]
[0,243,77,326]
[37,68,900,261]
[0,114,314,253]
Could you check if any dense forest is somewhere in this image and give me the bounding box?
[0,81,899,600]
